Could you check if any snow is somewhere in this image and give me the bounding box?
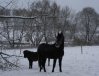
[0,46,99,76]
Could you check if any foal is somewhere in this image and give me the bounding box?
[23,50,38,69]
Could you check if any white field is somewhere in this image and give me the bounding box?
[0,46,99,76]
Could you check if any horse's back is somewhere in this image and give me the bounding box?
[37,43,64,58]
[37,43,56,53]
[24,50,38,61]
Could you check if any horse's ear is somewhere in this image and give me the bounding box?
[58,31,62,34]
[57,31,61,36]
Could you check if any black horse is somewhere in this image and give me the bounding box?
[37,32,64,72]
[23,50,38,69]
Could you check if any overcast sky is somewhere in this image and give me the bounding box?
[56,0,99,13]
[0,0,99,13]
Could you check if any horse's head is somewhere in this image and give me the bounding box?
[23,50,29,58]
[55,32,64,49]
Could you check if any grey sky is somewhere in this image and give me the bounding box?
[0,0,99,13]
[55,0,99,13]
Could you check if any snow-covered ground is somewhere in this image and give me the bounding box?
[0,46,99,76]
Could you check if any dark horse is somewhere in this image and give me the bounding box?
[23,50,38,69]
[37,32,64,72]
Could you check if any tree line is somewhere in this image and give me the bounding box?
[0,0,99,48]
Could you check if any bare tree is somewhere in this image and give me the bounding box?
[76,7,99,45]
[30,0,51,45]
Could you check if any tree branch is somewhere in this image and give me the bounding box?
[0,15,37,19]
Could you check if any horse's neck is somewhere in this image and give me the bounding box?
[60,40,64,50]
[61,43,64,50]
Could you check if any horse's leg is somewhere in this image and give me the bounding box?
[48,58,50,66]
[40,62,42,72]
[59,57,62,72]
[32,61,33,69]
[42,58,46,72]
[29,60,32,69]
[30,61,33,69]
[38,58,42,72]
[52,59,57,72]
